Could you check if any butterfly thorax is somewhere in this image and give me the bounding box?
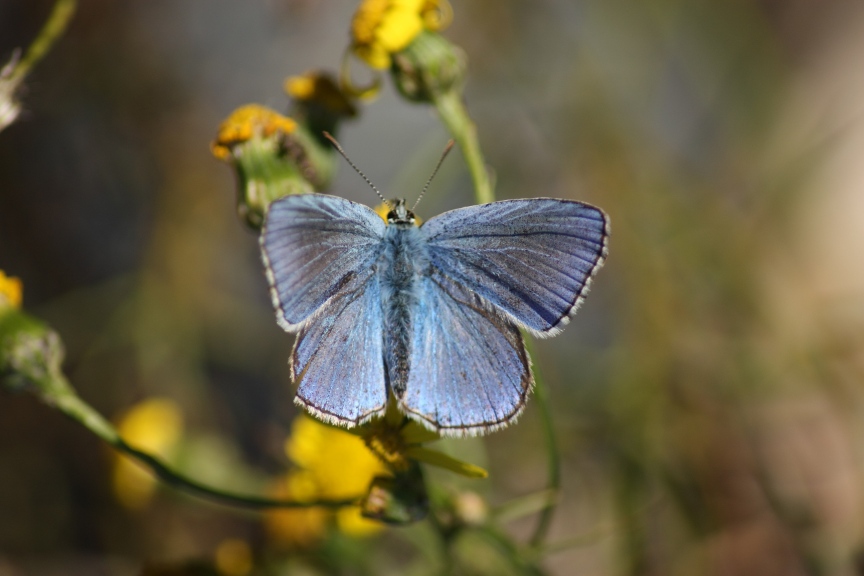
[379,219,428,398]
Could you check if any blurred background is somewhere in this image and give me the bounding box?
[3,1,864,574]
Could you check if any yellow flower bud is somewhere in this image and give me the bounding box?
[211,105,297,162]
[211,105,332,229]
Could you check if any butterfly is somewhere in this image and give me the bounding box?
[260,176,608,437]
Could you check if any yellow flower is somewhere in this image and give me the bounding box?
[112,398,183,509]
[0,270,22,310]
[287,414,388,500]
[266,415,387,547]
[211,105,297,161]
[351,0,452,70]
[336,506,383,537]
[267,408,488,540]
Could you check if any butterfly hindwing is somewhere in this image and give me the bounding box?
[291,274,387,426]
[421,199,609,336]
[261,194,387,330]
[400,272,532,436]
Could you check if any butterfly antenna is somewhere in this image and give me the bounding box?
[323,132,390,207]
[413,139,455,211]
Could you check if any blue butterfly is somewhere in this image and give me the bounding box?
[260,191,609,437]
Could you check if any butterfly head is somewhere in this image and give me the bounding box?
[386,199,417,226]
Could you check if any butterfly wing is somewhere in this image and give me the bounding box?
[400,273,531,436]
[261,193,387,330]
[421,198,609,336]
[261,193,388,425]
[291,275,386,425]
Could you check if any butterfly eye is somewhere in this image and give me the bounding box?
[386,200,416,225]
[386,211,416,225]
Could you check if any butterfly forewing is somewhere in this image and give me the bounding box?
[421,199,609,336]
[261,194,387,329]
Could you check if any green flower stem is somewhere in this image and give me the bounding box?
[1,311,357,511]
[433,89,494,205]
[524,340,561,549]
[117,437,358,510]
[0,0,77,131]
[46,372,359,510]
[46,375,120,444]
[5,0,77,87]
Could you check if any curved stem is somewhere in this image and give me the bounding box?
[433,90,494,205]
[524,340,561,549]
[39,372,359,510]
[5,0,77,87]
[116,437,358,510]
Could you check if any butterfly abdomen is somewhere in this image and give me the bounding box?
[380,224,428,398]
